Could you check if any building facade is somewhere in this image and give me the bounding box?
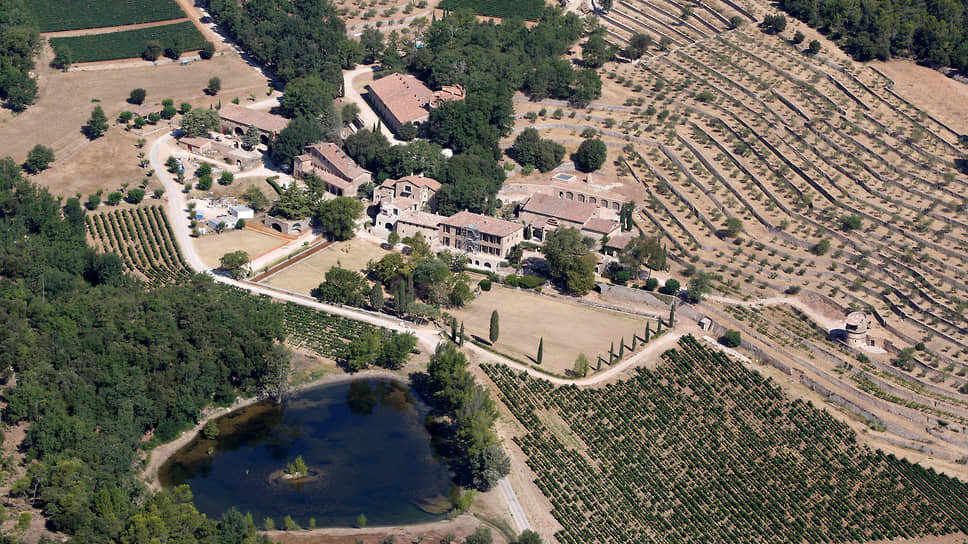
[438,211,524,269]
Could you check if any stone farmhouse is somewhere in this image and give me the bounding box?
[519,193,620,246]
[366,73,465,133]
[439,211,524,269]
[395,210,447,243]
[374,174,441,207]
[373,175,442,235]
[293,142,372,197]
[177,136,261,168]
[218,104,289,144]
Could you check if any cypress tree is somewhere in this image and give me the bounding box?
[645,322,651,342]
[489,310,499,343]
[451,318,458,342]
[537,337,544,364]
[669,301,676,327]
[619,337,625,358]
[632,334,637,350]
[459,321,465,346]
[609,341,615,362]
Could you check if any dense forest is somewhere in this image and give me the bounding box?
[0,158,283,542]
[0,0,39,112]
[778,0,968,70]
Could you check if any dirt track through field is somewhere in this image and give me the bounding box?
[41,18,188,38]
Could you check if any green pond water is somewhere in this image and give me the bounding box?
[158,378,454,527]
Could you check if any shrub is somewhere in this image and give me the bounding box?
[479,278,492,291]
[659,278,680,295]
[721,330,742,347]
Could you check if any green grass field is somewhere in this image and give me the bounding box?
[437,0,545,19]
[29,0,186,32]
[49,22,207,63]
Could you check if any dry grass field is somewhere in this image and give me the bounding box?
[193,228,288,269]
[265,238,391,294]
[0,49,269,172]
[447,285,652,373]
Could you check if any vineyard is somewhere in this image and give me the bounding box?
[437,0,545,20]
[50,21,207,63]
[86,206,193,287]
[484,336,968,544]
[281,302,384,361]
[507,0,968,466]
[29,0,185,32]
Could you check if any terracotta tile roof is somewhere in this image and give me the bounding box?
[440,211,522,238]
[398,210,446,228]
[179,136,211,148]
[219,103,289,133]
[522,193,598,224]
[316,170,352,190]
[434,84,465,102]
[605,234,634,250]
[304,142,369,180]
[367,73,435,126]
[582,217,620,235]
[386,174,442,191]
[391,196,420,210]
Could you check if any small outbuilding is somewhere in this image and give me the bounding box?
[230,205,255,219]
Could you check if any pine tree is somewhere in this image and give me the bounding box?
[536,337,544,364]
[489,310,499,344]
[85,105,109,138]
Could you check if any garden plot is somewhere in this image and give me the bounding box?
[193,229,288,270]
[264,238,391,294]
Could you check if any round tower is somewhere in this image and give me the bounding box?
[844,311,869,348]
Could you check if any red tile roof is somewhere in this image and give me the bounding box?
[522,193,598,224]
[440,211,522,238]
[367,73,435,126]
[582,217,620,235]
[399,210,446,228]
[219,103,289,133]
[304,142,369,180]
[381,174,442,191]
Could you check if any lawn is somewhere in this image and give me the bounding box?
[193,228,288,269]
[437,0,545,19]
[50,21,207,63]
[29,0,185,32]
[447,284,652,373]
[264,238,391,294]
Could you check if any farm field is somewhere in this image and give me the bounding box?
[281,302,384,362]
[437,0,544,20]
[484,335,968,544]
[87,206,193,287]
[264,238,391,294]
[447,284,654,373]
[503,0,968,469]
[0,52,270,175]
[29,0,185,32]
[193,228,288,270]
[49,21,207,63]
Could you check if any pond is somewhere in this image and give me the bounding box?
[159,378,454,527]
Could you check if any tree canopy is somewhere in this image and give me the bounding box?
[542,227,597,295]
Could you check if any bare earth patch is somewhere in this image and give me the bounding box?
[872,60,968,134]
[447,285,652,374]
[265,238,391,294]
[193,228,288,269]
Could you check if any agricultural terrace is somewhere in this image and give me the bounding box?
[28,0,185,32]
[447,284,657,374]
[86,206,193,287]
[281,302,385,361]
[508,0,968,460]
[50,21,207,63]
[262,238,390,294]
[484,335,968,544]
[437,0,545,20]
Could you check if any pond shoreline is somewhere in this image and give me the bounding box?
[141,368,410,491]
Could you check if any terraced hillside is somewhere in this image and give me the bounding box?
[484,335,968,544]
[510,0,968,468]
